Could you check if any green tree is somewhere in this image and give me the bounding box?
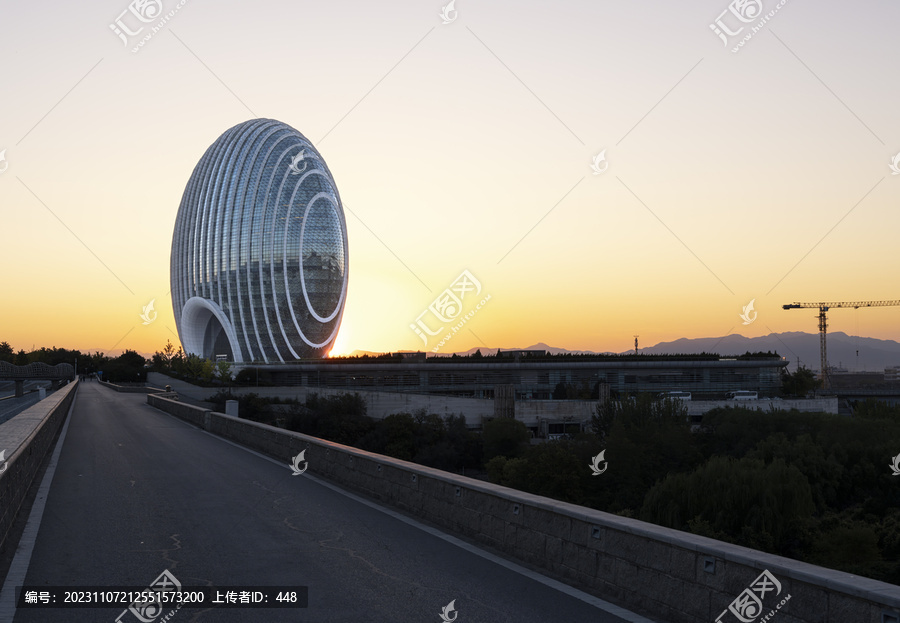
[162,340,176,366]
[151,340,178,372]
[592,393,688,440]
[808,522,882,575]
[293,393,373,446]
[199,359,216,384]
[853,398,900,421]
[781,365,820,397]
[435,414,482,470]
[0,341,14,363]
[170,346,186,375]
[183,354,204,380]
[13,349,28,366]
[486,456,529,488]
[583,393,702,512]
[354,412,408,456]
[103,350,148,383]
[640,456,815,552]
[482,417,530,460]
[485,437,606,507]
[216,360,233,384]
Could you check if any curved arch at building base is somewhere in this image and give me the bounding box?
[180,297,244,363]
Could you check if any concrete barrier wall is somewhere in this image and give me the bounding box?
[98,381,163,394]
[147,373,596,427]
[685,398,839,416]
[515,400,597,420]
[146,372,492,426]
[146,393,900,623]
[0,380,78,552]
[147,373,840,429]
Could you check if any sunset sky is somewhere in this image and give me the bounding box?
[1,0,898,359]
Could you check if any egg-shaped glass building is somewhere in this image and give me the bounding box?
[171,119,348,363]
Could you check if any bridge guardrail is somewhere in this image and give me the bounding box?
[146,392,900,623]
[0,379,78,553]
[0,361,74,380]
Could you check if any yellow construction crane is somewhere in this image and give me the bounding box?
[782,300,900,389]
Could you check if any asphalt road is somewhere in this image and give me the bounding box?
[8,383,650,623]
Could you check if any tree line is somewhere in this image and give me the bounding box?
[0,341,146,383]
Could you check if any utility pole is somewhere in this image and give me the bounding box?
[634,335,639,355]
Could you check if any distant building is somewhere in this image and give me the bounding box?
[498,349,548,358]
[170,119,348,363]
[244,356,788,399]
[829,370,887,389]
[886,366,900,382]
[395,352,427,362]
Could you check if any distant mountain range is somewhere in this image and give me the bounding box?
[355,332,900,372]
[639,332,900,372]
